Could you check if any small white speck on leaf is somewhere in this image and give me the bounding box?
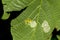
[24,18,37,28]
[41,20,50,33]
[29,21,37,28]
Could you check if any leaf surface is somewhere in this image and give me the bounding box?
[2,0,60,40]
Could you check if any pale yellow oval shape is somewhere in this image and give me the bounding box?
[24,18,37,28]
[41,20,50,33]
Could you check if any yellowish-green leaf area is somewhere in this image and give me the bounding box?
[2,0,60,40]
[24,18,37,28]
[2,12,10,19]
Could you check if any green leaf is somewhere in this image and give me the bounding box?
[2,0,60,40]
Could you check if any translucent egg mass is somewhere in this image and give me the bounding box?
[24,18,37,28]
